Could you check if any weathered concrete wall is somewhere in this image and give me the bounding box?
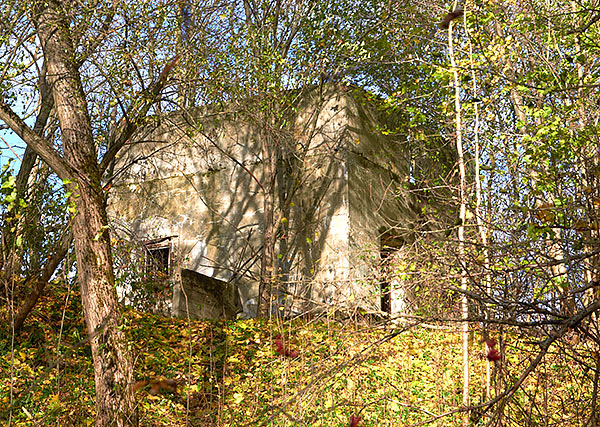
[109,115,264,315]
[172,269,242,320]
[108,86,412,318]
[343,93,416,313]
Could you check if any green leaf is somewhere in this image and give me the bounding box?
[1,175,15,189]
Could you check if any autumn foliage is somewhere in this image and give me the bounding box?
[485,338,501,362]
[274,334,299,358]
[349,414,363,426]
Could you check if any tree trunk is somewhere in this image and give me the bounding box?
[448,7,469,424]
[70,182,137,426]
[1,62,52,283]
[466,12,492,400]
[14,229,72,332]
[258,131,278,317]
[33,2,137,425]
[569,0,600,304]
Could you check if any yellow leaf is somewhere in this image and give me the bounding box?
[22,407,33,420]
[49,394,60,410]
[227,355,241,363]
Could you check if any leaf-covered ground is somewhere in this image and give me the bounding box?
[1,282,595,426]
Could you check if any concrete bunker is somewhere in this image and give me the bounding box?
[108,86,436,319]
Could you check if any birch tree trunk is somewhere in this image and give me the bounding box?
[466,9,492,400]
[447,7,470,424]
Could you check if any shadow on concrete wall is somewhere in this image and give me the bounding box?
[109,86,409,318]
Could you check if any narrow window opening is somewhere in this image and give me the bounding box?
[144,237,172,281]
[136,236,174,316]
[379,229,404,314]
[147,246,170,276]
[380,247,392,314]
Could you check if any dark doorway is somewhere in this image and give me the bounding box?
[379,229,404,314]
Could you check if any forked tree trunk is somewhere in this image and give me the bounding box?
[33,2,137,425]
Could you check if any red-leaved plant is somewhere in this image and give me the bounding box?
[274,334,299,358]
[485,337,502,362]
[348,415,363,427]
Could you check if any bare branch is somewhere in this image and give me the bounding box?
[99,54,180,173]
[0,99,74,181]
